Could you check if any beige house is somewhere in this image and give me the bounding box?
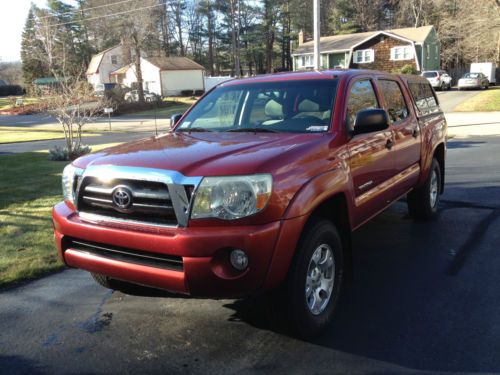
[86,45,126,88]
[110,56,205,96]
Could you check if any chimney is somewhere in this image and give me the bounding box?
[298,30,304,46]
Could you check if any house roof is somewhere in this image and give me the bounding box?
[86,45,121,75]
[293,26,434,55]
[145,57,205,71]
[33,77,66,85]
[110,64,133,75]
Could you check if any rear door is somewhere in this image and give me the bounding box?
[377,78,421,194]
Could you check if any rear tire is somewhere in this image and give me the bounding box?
[284,218,344,340]
[407,158,441,220]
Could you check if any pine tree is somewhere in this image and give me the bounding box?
[21,5,49,85]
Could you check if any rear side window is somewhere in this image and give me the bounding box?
[346,80,379,132]
[379,80,409,123]
[408,82,438,116]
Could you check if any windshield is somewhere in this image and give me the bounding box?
[464,73,480,78]
[423,72,438,78]
[176,80,338,133]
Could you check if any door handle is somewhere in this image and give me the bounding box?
[385,139,394,150]
[412,128,419,138]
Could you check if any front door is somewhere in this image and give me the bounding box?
[345,79,396,227]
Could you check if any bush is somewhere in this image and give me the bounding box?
[194,89,205,96]
[0,85,24,97]
[394,64,419,75]
[49,144,91,161]
[113,100,172,115]
[180,89,194,96]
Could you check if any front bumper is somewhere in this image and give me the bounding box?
[53,202,283,297]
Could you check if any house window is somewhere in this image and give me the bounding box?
[300,55,314,68]
[111,55,118,65]
[391,46,414,61]
[353,49,374,64]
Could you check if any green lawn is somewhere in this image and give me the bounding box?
[454,86,500,112]
[0,96,40,111]
[0,144,119,286]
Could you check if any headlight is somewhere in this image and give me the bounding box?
[191,174,272,220]
[62,164,84,206]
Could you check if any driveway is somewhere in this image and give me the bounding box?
[1,135,500,374]
[435,88,481,113]
[0,114,169,132]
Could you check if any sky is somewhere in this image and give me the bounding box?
[0,0,75,62]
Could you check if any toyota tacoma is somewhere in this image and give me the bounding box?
[53,70,447,339]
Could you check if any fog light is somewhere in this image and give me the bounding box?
[230,249,248,271]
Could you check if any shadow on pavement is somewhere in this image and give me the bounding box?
[223,200,500,373]
[447,139,486,149]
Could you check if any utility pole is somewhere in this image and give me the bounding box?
[313,0,320,69]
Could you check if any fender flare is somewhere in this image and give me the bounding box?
[263,168,353,289]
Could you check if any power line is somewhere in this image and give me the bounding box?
[39,2,164,28]
[30,0,141,21]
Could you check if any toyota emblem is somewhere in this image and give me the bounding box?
[112,187,132,210]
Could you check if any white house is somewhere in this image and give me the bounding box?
[86,45,126,88]
[109,56,205,96]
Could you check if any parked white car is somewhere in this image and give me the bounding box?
[421,70,452,90]
[458,72,490,90]
[124,90,160,102]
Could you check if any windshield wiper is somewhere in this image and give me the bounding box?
[177,127,213,132]
[227,127,278,133]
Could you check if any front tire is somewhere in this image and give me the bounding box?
[407,158,441,220]
[285,218,344,340]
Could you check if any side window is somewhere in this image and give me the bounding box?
[408,82,438,116]
[346,80,379,132]
[379,79,409,123]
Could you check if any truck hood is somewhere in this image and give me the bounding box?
[74,131,329,176]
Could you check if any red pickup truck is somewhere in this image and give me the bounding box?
[53,69,446,338]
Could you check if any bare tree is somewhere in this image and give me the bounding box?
[41,78,109,160]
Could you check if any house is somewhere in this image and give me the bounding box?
[292,26,440,73]
[86,45,128,88]
[109,56,205,96]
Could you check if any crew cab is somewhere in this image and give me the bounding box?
[53,70,447,339]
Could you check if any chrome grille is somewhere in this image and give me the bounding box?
[77,177,179,226]
[74,166,202,228]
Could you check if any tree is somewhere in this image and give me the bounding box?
[21,6,49,86]
[42,78,110,160]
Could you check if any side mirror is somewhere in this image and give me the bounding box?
[352,109,390,136]
[170,113,183,128]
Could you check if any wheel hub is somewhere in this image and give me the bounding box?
[305,244,335,315]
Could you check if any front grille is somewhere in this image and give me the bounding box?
[77,177,180,226]
[64,237,183,271]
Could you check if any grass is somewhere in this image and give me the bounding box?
[0,126,102,144]
[454,86,500,112]
[0,143,119,287]
[0,96,39,111]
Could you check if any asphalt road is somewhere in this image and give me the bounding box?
[435,88,481,113]
[1,135,500,374]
